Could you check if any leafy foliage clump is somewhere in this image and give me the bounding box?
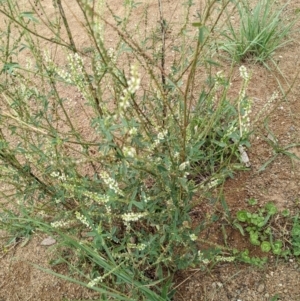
[0,0,258,299]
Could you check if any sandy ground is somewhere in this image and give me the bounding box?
[1,0,300,300]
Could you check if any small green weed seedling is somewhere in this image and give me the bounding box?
[270,294,280,301]
[291,215,300,256]
[234,200,300,261]
[235,202,284,255]
[237,249,267,266]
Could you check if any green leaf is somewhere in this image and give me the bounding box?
[258,155,278,172]
[234,222,245,236]
[265,202,277,215]
[220,195,231,219]
[157,165,167,172]
[19,43,29,52]
[293,248,300,256]
[249,231,260,246]
[237,210,248,222]
[250,213,262,225]
[281,150,300,161]
[264,227,271,235]
[272,240,283,255]
[191,22,202,27]
[198,26,205,44]
[132,201,144,210]
[261,241,271,252]
[240,249,250,260]
[270,294,280,301]
[212,139,227,148]
[258,214,270,228]
[247,198,258,206]
[20,11,39,23]
[282,209,290,217]
[292,223,300,237]
[178,177,188,191]
[1,62,20,74]
[204,59,221,66]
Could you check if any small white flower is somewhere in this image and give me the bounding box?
[55,198,61,204]
[239,65,249,81]
[189,233,197,241]
[87,276,104,287]
[119,96,130,109]
[121,212,148,222]
[58,173,66,181]
[107,47,116,63]
[50,171,59,178]
[118,64,140,110]
[207,178,220,189]
[215,255,235,262]
[157,132,165,140]
[202,259,210,265]
[157,130,168,140]
[75,211,92,229]
[129,127,137,136]
[179,161,189,171]
[100,171,124,196]
[123,146,136,157]
[137,243,147,251]
[127,65,140,94]
[82,191,109,204]
[51,219,73,228]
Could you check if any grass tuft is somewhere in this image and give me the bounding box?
[220,0,296,66]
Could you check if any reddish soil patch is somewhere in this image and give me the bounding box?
[1,0,300,300]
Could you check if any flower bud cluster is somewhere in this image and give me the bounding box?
[50,171,66,181]
[75,211,92,229]
[82,190,109,204]
[148,129,168,151]
[51,219,74,228]
[119,65,140,110]
[179,161,190,171]
[238,66,252,138]
[121,212,148,222]
[123,146,136,158]
[100,171,124,196]
[127,242,147,251]
[239,65,250,100]
[87,275,104,288]
[255,91,279,123]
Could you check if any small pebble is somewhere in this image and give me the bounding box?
[216,282,223,288]
[257,283,265,293]
[40,236,56,246]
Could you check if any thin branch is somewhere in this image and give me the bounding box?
[0,8,72,50]
[56,0,77,52]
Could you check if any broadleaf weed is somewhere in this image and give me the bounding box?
[235,200,300,259]
[0,0,281,299]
